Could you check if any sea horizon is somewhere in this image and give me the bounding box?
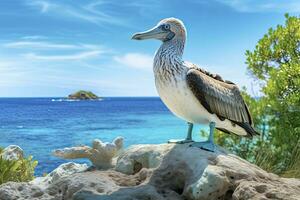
[0,96,160,98]
[0,97,206,175]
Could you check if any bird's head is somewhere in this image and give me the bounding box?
[132,18,186,42]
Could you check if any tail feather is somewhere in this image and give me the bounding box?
[234,122,260,137]
[216,128,231,135]
[217,121,260,137]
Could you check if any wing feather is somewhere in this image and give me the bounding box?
[186,68,252,124]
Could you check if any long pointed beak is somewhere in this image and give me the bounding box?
[132,26,166,40]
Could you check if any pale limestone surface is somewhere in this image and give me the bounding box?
[53,137,123,169]
[31,162,88,189]
[1,145,24,160]
[0,162,88,200]
[0,142,300,200]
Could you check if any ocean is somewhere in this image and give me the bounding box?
[0,97,206,175]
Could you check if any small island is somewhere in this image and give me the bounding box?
[68,90,101,100]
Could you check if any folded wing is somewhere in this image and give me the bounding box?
[186,68,252,124]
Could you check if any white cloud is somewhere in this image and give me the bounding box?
[26,0,128,26]
[216,0,300,13]
[1,37,108,65]
[21,35,48,40]
[23,50,102,61]
[3,39,107,61]
[0,60,33,87]
[114,53,153,70]
[29,0,50,13]
[3,40,104,51]
[4,41,79,49]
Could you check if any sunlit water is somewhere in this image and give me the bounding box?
[0,97,207,175]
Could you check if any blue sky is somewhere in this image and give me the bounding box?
[0,0,299,97]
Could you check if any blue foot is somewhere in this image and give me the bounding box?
[168,139,194,144]
[189,141,215,152]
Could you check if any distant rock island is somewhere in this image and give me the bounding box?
[68,90,101,100]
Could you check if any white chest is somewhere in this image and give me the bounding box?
[155,73,211,124]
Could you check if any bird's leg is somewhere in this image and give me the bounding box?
[189,122,216,152]
[168,122,194,144]
[186,122,193,141]
[208,122,215,143]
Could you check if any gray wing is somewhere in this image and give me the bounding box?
[186,68,252,124]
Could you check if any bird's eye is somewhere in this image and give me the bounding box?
[164,24,170,30]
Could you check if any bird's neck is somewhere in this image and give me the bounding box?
[154,36,185,74]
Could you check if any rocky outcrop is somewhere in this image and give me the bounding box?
[0,141,300,200]
[31,162,88,189]
[67,90,100,100]
[0,162,88,200]
[1,145,24,160]
[53,137,123,169]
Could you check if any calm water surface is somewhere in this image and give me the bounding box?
[0,97,206,175]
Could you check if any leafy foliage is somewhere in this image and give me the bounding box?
[0,148,38,184]
[215,14,300,177]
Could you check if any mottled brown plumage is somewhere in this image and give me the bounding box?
[186,67,251,123]
[186,65,258,136]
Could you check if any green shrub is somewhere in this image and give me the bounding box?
[0,148,38,184]
[214,88,300,178]
[214,14,300,178]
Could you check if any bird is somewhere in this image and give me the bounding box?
[132,18,259,152]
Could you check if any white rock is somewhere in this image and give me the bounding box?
[188,165,228,199]
[1,145,24,160]
[1,143,299,200]
[115,144,170,174]
[53,137,123,169]
[0,182,46,200]
[31,162,88,189]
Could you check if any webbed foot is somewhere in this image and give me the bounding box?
[168,139,194,144]
[189,141,215,152]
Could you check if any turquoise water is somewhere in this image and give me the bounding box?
[0,97,206,175]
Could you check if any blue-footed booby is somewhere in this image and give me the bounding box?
[132,18,259,152]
